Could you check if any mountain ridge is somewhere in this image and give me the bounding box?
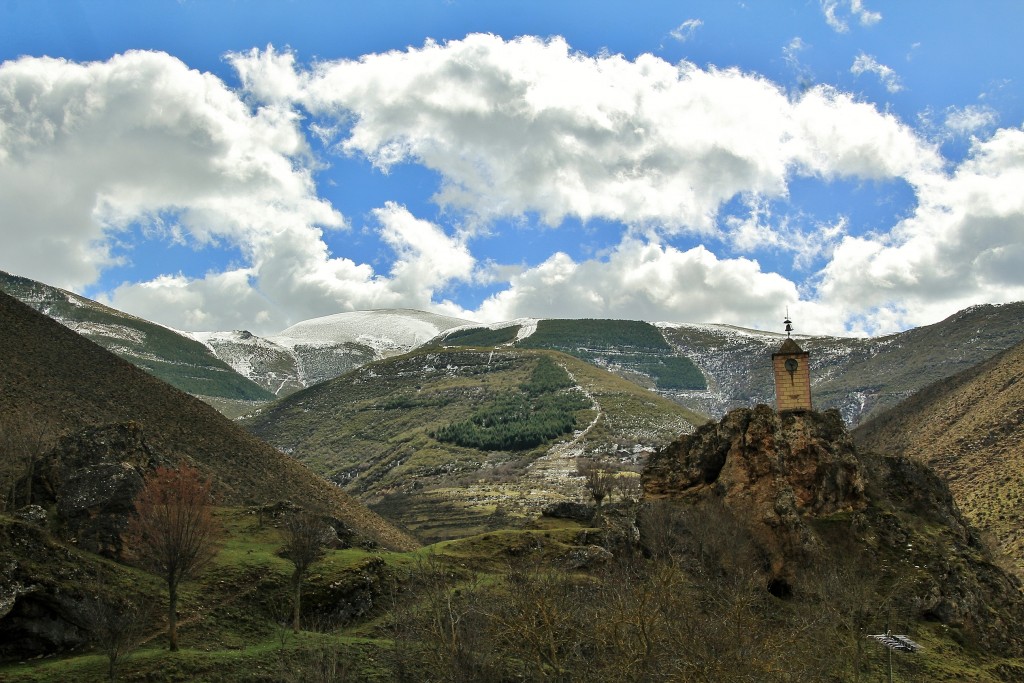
[5,270,1024,430]
[0,270,274,406]
[190,308,476,399]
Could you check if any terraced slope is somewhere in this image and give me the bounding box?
[242,347,705,542]
[854,339,1024,575]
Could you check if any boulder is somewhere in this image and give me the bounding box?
[13,505,46,527]
[541,501,594,523]
[25,422,165,557]
[0,520,90,660]
[566,545,614,570]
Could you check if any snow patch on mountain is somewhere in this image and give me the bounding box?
[511,318,540,342]
[272,309,474,353]
[656,321,798,342]
[65,321,148,345]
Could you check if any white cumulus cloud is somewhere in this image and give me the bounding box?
[0,51,340,313]
[815,126,1024,332]
[0,50,482,333]
[234,35,936,237]
[944,104,999,137]
[374,201,475,303]
[5,38,1018,339]
[473,236,798,331]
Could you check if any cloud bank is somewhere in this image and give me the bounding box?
[2,36,1022,337]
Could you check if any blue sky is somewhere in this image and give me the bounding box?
[2,1,1023,336]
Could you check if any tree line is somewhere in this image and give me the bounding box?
[518,319,672,352]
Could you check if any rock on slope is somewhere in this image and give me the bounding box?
[854,338,1024,575]
[644,406,866,582]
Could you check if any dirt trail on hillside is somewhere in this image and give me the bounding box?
[521,363,603,498]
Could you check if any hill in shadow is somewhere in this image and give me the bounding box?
[0,289,415,551]
[854,338,1024,575]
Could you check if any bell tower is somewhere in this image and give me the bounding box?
[772,311,812,412]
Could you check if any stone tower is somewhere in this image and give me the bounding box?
[772,314,812,412]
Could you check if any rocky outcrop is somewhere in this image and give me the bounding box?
[645,405,864,510]
[25,422,165,557]
[644,405,865,579]
[643,404,1024,654]
[0,518,91,660]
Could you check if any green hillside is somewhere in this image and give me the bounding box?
[854,338,1024,576]
[5,421,1024,681]
[4,289,1024,680]
[439,318,707,392]
[241,347,705,542]
[0,288,413,550]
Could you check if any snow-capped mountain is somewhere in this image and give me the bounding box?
[191,309,477,397]
[6,268,1024,427]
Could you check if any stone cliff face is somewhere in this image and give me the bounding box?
[644,406,865,579]
[645,405,864,512]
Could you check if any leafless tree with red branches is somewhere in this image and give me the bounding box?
[125,463,220,651]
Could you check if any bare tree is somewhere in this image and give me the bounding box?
[82,572,153,682]
[613,472,643,513]
[0,414,54,511]
[396,554,498,682]
[279,509,330,633]
[577,458,617,513]
[125,463,220,651]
